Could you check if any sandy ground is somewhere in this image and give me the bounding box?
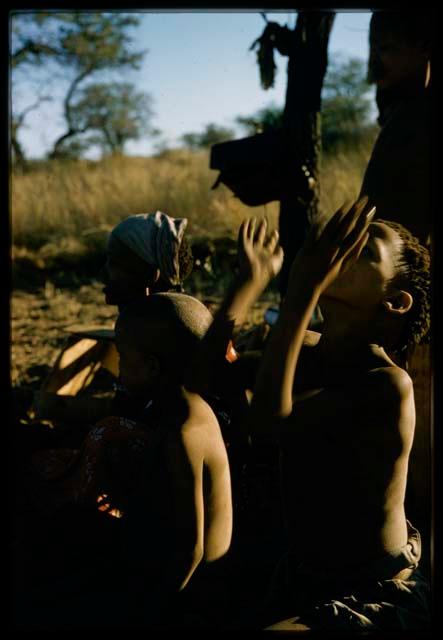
[11,279,275,418]
[11,282,116,391]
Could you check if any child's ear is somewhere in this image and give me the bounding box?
[382,290,413,316]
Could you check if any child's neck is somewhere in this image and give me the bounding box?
[152,382,186,405]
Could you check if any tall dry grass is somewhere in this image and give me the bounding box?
[11,142,374,258]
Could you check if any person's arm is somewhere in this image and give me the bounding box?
[249,198,375,443]
[159,430,205,594]
[184,218,284,396]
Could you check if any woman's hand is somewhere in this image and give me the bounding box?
[286,197,375,301]
[237,217,284,294]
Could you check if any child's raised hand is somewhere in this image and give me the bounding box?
[237,217,284,292]
[286,196,376,298]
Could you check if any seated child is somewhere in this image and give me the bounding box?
[212,202,431,631]
[16,293,234,628]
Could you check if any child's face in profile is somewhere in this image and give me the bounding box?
[321,222,403,311]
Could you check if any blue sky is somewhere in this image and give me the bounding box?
[12,10,374,159]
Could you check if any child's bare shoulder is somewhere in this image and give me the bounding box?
[367,365,413,399]
[178,393,221,445]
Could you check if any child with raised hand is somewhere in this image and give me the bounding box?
[193,198,430,631]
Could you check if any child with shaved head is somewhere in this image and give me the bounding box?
[75,292,233,626]
[19,293,233,628]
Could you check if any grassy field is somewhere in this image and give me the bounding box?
[11,142,375,394]
[11,143,375,255]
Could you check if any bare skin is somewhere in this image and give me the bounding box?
[200,200,416,587]
[264,616,310,632]
[184,218,283,397]
[115,311,233,599]
[164,389,233,565]
[25,300,233,627]
[249,202,416,571]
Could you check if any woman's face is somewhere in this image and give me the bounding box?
[321,222,404,311]
[102,235,157,305]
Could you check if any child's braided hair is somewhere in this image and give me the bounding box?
[381,219,431,351]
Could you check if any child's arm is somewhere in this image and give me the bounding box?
[184,218,283,396]
[155,430,205,597]
[249,198,374,442]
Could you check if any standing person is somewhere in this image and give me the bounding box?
[198,201,430,630]
[360,11,432,246]
[359,9,433,557]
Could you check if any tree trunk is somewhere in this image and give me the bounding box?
[49,68,91,159]
[49,129,78,158]
[278,11,335,297]
[10,97,50,169]
[11,133,27,169]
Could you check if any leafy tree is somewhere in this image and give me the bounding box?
[10,12,146,159]
[67,82,156,156]
[49,13,145,158]
[11,13,60,69]
[236,57,375,150]
[11,13,61,162]
[235,103,284,135]
[321,56,374,150]
[11,94,52,167]
[180,123,235,150]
